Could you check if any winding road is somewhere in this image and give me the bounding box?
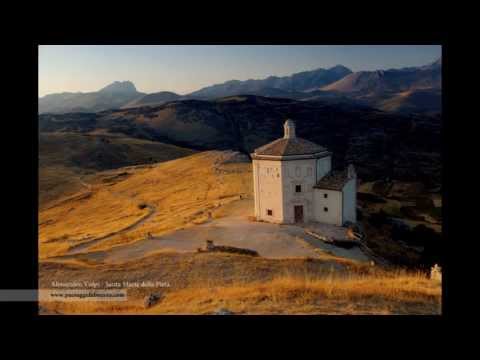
[46,176,158,256]
[66,203,156,255]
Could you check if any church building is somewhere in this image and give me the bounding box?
[251,119,357,226]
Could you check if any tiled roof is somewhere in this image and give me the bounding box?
[253,137,327,157]
[314,170,351,191]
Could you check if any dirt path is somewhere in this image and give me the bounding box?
[47,176,370,265]
[53,199,370,264]
[66,204,156,254]
[55,177,158,256]
[77,176,92,191]
[42,176,93,211]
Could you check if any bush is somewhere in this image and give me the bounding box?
[356,209,363,221]
[400,206,426,221]
[368,210,389,227]
[357,192,387,204]
[429,207,442,221]
[372,180,392,197]
[415,196,435,211]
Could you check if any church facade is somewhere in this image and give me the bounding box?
[251,119,356,226]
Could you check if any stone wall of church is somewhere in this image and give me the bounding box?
[253,159,284,223]
[253,154,345,225]
[281,159,317,224]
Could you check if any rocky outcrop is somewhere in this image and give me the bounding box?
[144,293,162,309]
[213,308,234,315]
[198,240,259,257]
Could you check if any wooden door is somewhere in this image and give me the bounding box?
[294,205,304,223]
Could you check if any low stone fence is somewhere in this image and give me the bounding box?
[197,240,259,257]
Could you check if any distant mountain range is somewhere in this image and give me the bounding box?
[323,59,441,94]
[38,81,146,114]
[39,59,441,115]
[188,65,352,98]
[123,91,182,108]
[323,59,441,114]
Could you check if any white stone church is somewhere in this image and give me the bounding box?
[251,119,357,226]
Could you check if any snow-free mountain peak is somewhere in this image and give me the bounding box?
[99,81,138,94]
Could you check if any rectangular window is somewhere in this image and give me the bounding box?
[324,207,328,212]
[324,193,328,198]
[267,209,273,216]
[295,185,302,193]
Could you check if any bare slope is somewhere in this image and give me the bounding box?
[376,89,441,114]
[39,131,195,208]
[322,60,441,114]
[122,91,182,108]
[39,150,252,259]
[323,62,441,94]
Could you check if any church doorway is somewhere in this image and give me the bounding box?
[294,205,304,223]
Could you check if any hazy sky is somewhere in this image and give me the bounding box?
[38,45,441,97]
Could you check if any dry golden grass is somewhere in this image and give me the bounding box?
[39,151,252,259]
[39,165,89,208]
[38,148,441,315]
[40,269,440,315]
[39,189,148,258]
[39,131,196,209]
[152,273,440,315]
[39,251,441,315]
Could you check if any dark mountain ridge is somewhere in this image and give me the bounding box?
[39,95,441,190]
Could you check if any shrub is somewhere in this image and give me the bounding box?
[368,210,389,227]
[415,196,435,211]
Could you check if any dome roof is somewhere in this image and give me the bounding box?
[253,136,327,157]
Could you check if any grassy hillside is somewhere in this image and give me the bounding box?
[39,251,441,315]
[39,131,196,208]
[38,150,441,314]
[39,151,252,259]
